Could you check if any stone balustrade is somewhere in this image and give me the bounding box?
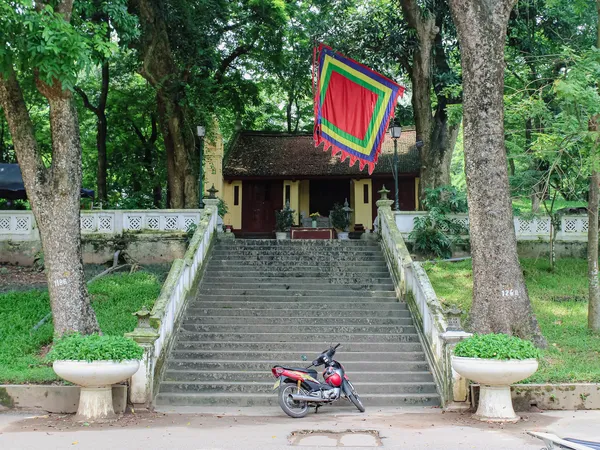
[394,211,589,241]
[125,201,219,407]
[377,199,471,410]
[0,209,203,241]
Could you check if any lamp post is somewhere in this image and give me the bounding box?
[197,125,206,208]
[389,120,402,211]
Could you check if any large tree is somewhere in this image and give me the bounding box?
[399,0,461,198]
[129,0,287,208]
[448,0,545,344]
[0,1,128,335]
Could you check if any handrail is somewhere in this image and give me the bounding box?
[378,203,470,408]
[126,204,218,405]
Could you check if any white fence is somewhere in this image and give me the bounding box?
[378,203,471,408]
[126,203,219,406]
[0,210,203,241]
[394,212,589,241]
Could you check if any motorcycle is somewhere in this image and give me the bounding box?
[528,431,600,449]
[271,343,365,418]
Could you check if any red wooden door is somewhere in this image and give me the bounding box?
[242,181,283,233]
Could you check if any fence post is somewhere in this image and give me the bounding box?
[125,308,159,408]
[441,331,472,410]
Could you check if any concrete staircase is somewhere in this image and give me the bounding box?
[155,239,440,407]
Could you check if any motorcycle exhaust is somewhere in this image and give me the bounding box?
[291,394,328,403]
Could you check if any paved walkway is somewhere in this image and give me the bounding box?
[1,406,599,449]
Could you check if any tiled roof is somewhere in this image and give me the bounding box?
[223,130,420,178]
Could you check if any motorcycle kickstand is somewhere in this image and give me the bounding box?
[314,404,321,414]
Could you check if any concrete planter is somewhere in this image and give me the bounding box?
[275,232,289,240]
[337,231,349,240]
[53,360,139,421]
[451,356,538,422]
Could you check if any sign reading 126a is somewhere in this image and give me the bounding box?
[501,289,520,297]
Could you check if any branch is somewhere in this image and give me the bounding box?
[215,43,254,83]
[74,86,99,115]
[0,69,47,190]
[150,112,158,144]
[130,120,147,144]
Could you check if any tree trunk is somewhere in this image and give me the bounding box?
[589,169,599,330]
[400,0,459,202]
[588,0,600,331]
[130,0,197,209]
[0,70,99,336]
[448,0,545,345]
[96,62,109,203]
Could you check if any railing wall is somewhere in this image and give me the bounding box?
[0,210,203,241]
[394,212,589,242]
[125,203,219,406]
[377,201,471,409]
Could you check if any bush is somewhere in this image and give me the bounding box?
[275,204,295,231]
[330,203,349,231]
[453,333,541,360]
[47,333,143,362]
[409,185,469,259]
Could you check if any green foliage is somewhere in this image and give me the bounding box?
[409,186,468,259]
[275,204,294,232]
[425,258,600,383]
[330,203,349,231]
[47,333,142,362]
[0,271,160,383]
[185,222,198,245]
[217,198,228,218]
[454,333,541,360]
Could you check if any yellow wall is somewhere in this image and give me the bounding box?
[203,129,224,197]
[223,181,242,229]
[283,180,300,224]
[299,180,310,221]
[351,179,373,230]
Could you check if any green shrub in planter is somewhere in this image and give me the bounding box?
[47,333,143,362]
[453,333,541,360]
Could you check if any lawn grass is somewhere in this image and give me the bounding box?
[512,197,587,214]
[0,271,161,384]
[424,258,600,384]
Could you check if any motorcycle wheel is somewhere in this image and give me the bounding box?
[278,383,309,418]
[345,381,365,413]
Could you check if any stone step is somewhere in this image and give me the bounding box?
[159,381,438,395]
[197,289,395,298]
[184,307,411,318]
[168,350,426,362]
[176,332,421,343]
[172,341,424,353]
[202,275,393,284]
[205,266,389,274]
[208,260,388,268]
[166,360,432,372]
[155,392,440,407]
[204,271,392,279]
[163,370,435,383]
[188,301,406,310]
[210,254,386,261]
[193,295,398,303]
[200,281,394,291]
[179,324,417,334]
[182,316,414,326]
[217,240,381,248]
[212,248,385,255]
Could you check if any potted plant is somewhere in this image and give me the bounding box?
[48,333,143,421]
[330,203,350,239]
[451,333,540,423]
[275,204,294,239]
[309,212,321,228]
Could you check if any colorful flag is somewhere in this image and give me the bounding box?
[313,44,405,174]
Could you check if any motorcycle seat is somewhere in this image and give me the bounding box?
[280,367,318,379]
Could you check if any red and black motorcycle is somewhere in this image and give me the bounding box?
[271,344,365,418]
